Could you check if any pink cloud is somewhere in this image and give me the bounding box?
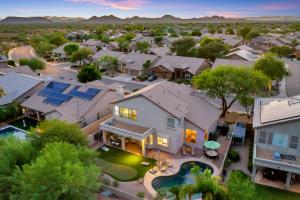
[66,0,147,10]
[261,0,300,10]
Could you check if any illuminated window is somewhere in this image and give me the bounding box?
[114,106,119,116]
[157,136,168,147]
[119,106,137,121]
[148,135,154,145]
[167,117,175,128]
[185,129,197,144]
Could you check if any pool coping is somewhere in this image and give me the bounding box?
[143,157,220,197]
[0,125,29,139]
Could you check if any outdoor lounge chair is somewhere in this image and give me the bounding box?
[164,159,173,168]
[160,166,167,173]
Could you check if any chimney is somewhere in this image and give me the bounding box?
[116,85,125,99]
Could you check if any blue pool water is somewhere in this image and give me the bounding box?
[152,161,214,199]
[0,126,27,140]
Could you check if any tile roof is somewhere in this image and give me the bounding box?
[119,53,158,71]
[152,55,208,75]
[212,58,254,69]
[0,72,42,106]
[113,81,221,130]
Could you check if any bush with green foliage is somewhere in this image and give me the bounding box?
[7,60,15,66]
[113,180,119,188]
[0,103,22,122]
[63,43,79,56]
[19,57,45,71]
[228,149,240,162]
[170,37,196,57]
[77,64,101,83]
[137,74,148,81]
[71,48,93,67]
[137,191,145,198]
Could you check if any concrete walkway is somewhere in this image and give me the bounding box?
[224,137,251,182]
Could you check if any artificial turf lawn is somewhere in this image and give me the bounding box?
[97,145,156,181]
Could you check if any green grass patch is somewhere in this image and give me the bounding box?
[97,145,156,181]
[231,170,300,200]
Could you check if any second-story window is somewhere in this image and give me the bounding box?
[289,136,299,149]
[167,117,175,129]
[118,106,137,121]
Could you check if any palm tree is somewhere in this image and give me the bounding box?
[169,186,181,200]
[0,87,5,97]
[179,184,197,200]
[154,189,167,200]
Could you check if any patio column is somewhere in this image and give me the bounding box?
[121,137,126,150]
[141,139,146,156]
[36,112,41,121]
[285,172,292,190]
[251,166,256,182]
[102,131,107,144]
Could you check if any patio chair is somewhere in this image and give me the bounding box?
[182,146,187,156]
[164,159,173,168]
[160,166,167,173]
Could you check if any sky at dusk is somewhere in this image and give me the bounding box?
[1,0,300,19]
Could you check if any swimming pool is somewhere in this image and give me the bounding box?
[0,125,27,140]
[152,161,214,199]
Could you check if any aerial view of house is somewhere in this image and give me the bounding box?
[1,1,300,200]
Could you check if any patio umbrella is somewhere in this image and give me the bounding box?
[203,141,220,150]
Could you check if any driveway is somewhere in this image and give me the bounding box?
[9,46,77,82]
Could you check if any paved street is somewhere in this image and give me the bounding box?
[9,46,77,81]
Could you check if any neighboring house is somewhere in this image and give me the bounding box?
[0,54,8,68]
[212,58,254,69]
[82,39,104,53]
[21,80,121,127]
[65,30,89,41]
[294,45,300,58]
[0,72,44,106]
[150,46,171,57]
[284,60,300,97]
[92,49,125,62]
[225,49,259,61]
[252,96,300,191]
[250,35,285,51]
[100,81,221,155]
[119,53,159,76]
[52,43,83,60]
[162,36,180,47]
[0,65,37,77]
[228,45,261,55]
[151,55,211,80]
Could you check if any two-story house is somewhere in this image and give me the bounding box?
[252,96,300,191]
[100,81,221,156]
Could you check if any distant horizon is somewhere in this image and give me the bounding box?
[1,0,300,19]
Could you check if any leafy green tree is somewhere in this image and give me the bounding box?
[99,34,110,43]
[154,36,163,45]
[192,66,269,117]
[96,55,119,72]
[77,64,101,83]
[196,38,229,61]
[225,27,234,35]
[34,41,55,56]
[179,184,197,200]
[254,53,289,81]
[19,58,45,71]
[117,37,130,52]
[191,29,202,36]
[71,47,93,67]
[290,38,299,48]
[143,60,152,75]
[0,137,37,198]
[46,32,67,46]
[170,37,196,56]
[270,46,292,58]
[11,142,101,200]
[136,41,150,53]
[227,171,256,200]
[29,119,88,148]
[123,32,135,41]
[246,30,260,40]
[169,186,180,200]
[237,26,252,40]
[63,43,79,56]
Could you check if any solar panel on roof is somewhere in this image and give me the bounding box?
[44,97,64,106]
[68,86,100,100]
[49,92,72,101]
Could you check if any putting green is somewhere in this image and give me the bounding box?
[97,145,156,181]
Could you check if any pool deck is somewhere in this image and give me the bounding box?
[143,157,220,197]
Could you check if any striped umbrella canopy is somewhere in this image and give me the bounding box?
[203,141,221,150]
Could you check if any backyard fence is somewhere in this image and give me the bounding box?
[101,185,143,200]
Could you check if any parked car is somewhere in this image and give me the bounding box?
[147,75,157,82]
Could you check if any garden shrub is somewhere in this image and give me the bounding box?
[113,180,119,188]
[137,191,145,198]
[0,103,22,122]
[228,149,240,162]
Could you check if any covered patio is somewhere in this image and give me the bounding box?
[100,117,155,156]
